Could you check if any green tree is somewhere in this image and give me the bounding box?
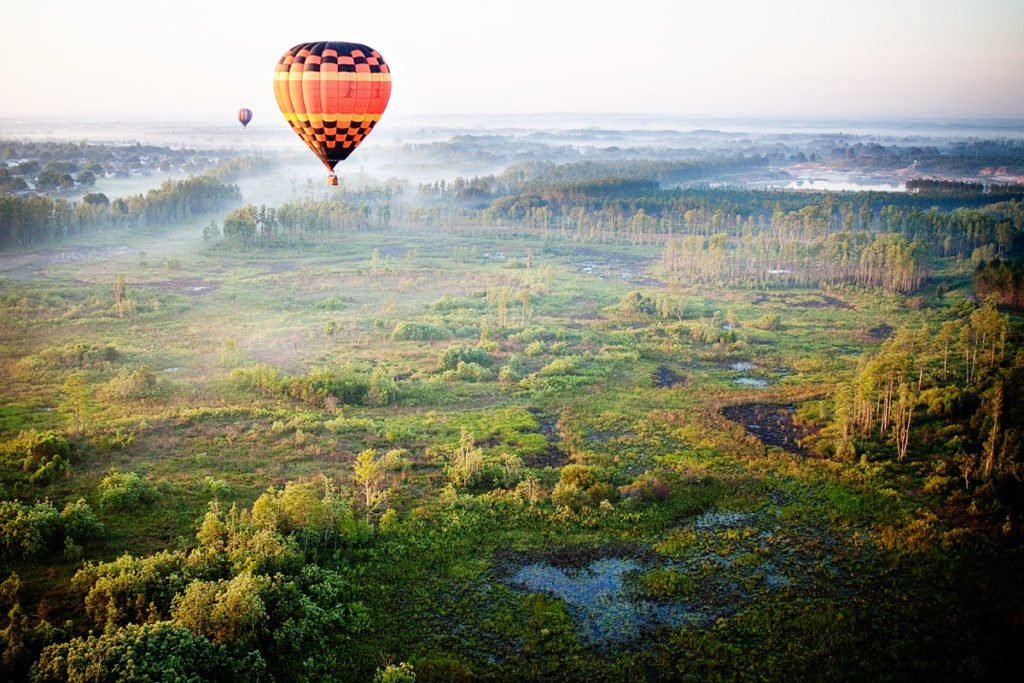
[353,449,387,524]
[31,622,249,683]
[59,371,90,435]
[446,428,484,489]
[112,274,127,318]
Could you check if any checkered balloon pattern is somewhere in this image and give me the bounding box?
[274,41,392,174]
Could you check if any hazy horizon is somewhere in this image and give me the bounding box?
[2,0,1022,124]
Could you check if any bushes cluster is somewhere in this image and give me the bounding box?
[0,498,103,561]
[231,364,397,408]
[391,321,454,341]
[97,366,163,402]
[438,344,492,371]
[1,430,74,485]
[34,480,366,681]
[550,465,617,511]
[97,469,160,511]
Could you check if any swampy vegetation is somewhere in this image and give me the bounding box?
[1,131,1023,681]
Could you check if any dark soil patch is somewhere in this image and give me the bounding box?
[524,414,570,468]
[812,294,853,310]
[868,323,894,340]
[751,292,853,310]
[720,403,814,454]
[570,250,665,287]
[653,365,686,388]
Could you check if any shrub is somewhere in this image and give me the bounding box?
[2,430,73,484]
[438,344,492,371]
[374,662,416,683]
[204,477,234,499]
[550,465,613,510]
[620,475,671,503]
[39,343,119,369]
[379,448,410,473]
[32,622,243,683]
[499,356,525,384]
[230,364,283,396]
[524,340,545,356]
[442,361,492,383]
[97,366,161,401]
[61,498,105,543]
[538,356,583,376]
[391,321,453,341]
[283,367,370,406]
[0,500,61,560]
[615,291,657,317]
[430,294,483,312]
[367,367,397,406]
[249,479,358,549]
[97,469,160,511]
[753,312,782,331]
[550,480,590,511]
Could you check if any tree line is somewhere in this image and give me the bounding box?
[808,302,1023,531]
[215,161,1024,295]
[0,176,241,249]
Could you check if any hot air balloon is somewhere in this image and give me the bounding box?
[274,41,391,185]
[238,108,253,129]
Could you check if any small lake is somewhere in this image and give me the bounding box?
[782,178,905,192]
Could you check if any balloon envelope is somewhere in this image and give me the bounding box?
[274,41,391,183]
[238,108,253,128]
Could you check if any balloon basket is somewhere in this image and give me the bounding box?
[327,174,339,186]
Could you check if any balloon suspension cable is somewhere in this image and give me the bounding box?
[327,173,339,186]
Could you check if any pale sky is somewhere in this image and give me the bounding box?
[1,0,1022,123]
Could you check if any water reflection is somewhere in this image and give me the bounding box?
[511,558,693,646]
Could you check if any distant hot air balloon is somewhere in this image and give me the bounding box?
[238,108,253,129]
[274,41,391,185]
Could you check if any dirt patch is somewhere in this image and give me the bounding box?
[751,292,853,310]
[524,414,571,468]
[868,323,894,340]
[571,250,665,287]
[0,245,132,280]
[720,403,813,454]
[146,278,220,295]
[850,323,894,344]
[653,365,686,388]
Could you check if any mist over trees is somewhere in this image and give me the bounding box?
[3,127,1024,681]
[0,176,242,248]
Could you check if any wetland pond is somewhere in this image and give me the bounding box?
[510,558,694,646]
[495,505,837,648]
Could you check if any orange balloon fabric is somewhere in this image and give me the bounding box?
[274,41,392,178]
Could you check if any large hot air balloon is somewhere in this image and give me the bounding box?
[238,108,253,129]
[274,41,391,185]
